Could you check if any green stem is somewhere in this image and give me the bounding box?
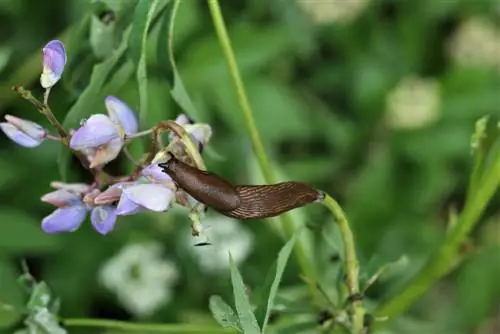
[63,318,233,333]
[321,194,365,334]
[375,148,500,319]
[206,0,316,289]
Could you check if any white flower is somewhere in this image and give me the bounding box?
[448,17,500,71]
[98,242,179,318]
[385,76,441,130]
[185,215,254,274]
[298,0,370,25]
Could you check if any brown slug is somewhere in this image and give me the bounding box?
[158,153,323,220]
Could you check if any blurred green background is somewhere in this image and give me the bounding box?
[0,0,499,333]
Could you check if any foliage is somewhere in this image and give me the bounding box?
[0,0,499,333]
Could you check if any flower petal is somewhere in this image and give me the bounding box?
[50,182,91,194]
[69,114,119,150]
[122,184,173,212]
[4,115,45,140]
[40,40,67,89]
[41,205,87,233]
[89,137,123,168]
[185,124,212,146]
[91,205,117,235]
[141,164,173,183]
[41,189,81,207]
[105,96,138,135]
[116,193,144,216]
[94,184,123,205]
[0,123,43,148]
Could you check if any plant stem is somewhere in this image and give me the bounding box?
[13,86,69,142]
[375,148,500,319]
[206,0,316,289]
[63,318,233,333]
[321,194,365,334]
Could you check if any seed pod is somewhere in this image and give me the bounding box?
[158,154,240,212]
[158,154,323,220]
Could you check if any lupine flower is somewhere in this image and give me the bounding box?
[98,241,179,318]
[169,114,212,155]
[69,97,138,168]
[185,215,254,274]
[0,114,46,148]
[40,40,67,89]
[41,182,117,235]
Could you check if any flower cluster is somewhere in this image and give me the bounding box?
[1,40,212,235]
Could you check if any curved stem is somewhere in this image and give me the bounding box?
[375,150,500,319]
[206,0,316,290]
[63,318,233,333]
[321,194,365,334]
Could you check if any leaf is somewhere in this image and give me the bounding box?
[58,26,131,181]
[208,295,242,332]
[0,258,24,328]
[128,0,150,65]
[167,0,202,121]
[467,115,500,199]
[254,230,300,332]
[228,253,260,334]
[0,209,60,254]
[362,255,409,293]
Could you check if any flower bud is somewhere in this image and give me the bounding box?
[40,40,67,89]
[0,115,46,148]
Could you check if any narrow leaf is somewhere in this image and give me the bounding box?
[254,230,301,331]
[208,295,242,331]
[167,0,201,120]
[229,253,260,334]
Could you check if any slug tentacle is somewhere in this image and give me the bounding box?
[158,154,321,220]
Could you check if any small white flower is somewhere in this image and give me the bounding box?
[185,215,254,274]
[448,17,500,71]
[385,76,441,130]
[298,0,370,25]
[98,242,179,318]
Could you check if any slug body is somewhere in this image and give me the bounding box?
[159,155,240,212]
[158,154,322,220]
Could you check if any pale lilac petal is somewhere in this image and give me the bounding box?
[116,194,144,215]
[41,205,87,233]
[174,114,194,126]
[41,189,81,207]
[0,123,43,148]
[40,40,66,89]
[89,137,123,168]
[185,124,212,146]
[105,96,138,135]
[4,115,45,140]
[69,114,119,150]
[90,205,117,235]
[122,184,173,212]
[141,164,173,182]
[50,182,91,194]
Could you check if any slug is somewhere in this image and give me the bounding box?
[158,153,323,220]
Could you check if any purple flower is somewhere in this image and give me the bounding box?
[105,96,138,135]
[0,114,46,148]
[41,182,118,235]
[90,205,117,235]
[117,183,174,215]
[69,98,138,168]
[40,40,67,89]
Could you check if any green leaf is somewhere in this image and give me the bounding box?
[228,253,260,334]
[89,11,116,60]
[0,209,60,254]
[208,295,242,331]
[254,230,300,331]
[0,258,24,328]
[128,0,150,65]
[467,115,500,199]
[58,26,131,180]
[167,0,202,121]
